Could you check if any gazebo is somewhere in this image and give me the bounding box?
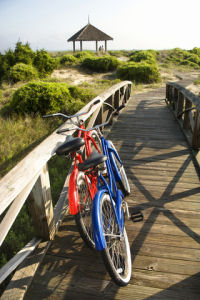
[67,21,113,52]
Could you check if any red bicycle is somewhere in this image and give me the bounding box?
[44,100,105,248]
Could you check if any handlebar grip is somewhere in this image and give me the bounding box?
[93,99,101,105]
[43,114,55,118]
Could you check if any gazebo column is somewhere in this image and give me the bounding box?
[105,40,107,52]
[80,40,83,51]
[73,41,75,52]
[96,40,98,53]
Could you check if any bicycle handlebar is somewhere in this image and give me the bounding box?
[56,103,125,134]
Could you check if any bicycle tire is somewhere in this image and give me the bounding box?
[74,171,95,249]
[109,141,130,195]
[100,193,132,286]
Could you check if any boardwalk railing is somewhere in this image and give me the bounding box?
[0,81,132,285]
[166,82,200,149]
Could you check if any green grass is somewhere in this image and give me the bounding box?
[0,114,62,179]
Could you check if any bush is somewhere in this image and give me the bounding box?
[59,54,78,66]
[164,48,200,68]
[117,61,161,83]
[73,51,95,62]
[8,63,38,83]
[33,50,58,77]
[82,56,120,72]
[69,85,95,103]
[10,82,71,115]
[14,41,35,65]
[129,50,156,63]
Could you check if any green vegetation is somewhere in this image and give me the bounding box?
[82,56,120,72]
[10,82,71,115]
[8,63,38,83]
[33,49,58,77]
[117,50,161,83]
[158,48,200,69]
[117,61,161,83]
[0,42,58,82]
[59,54,78,66]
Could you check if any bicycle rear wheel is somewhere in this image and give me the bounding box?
[74,171,95,249]
[109,141,130,195]
[100,193,132,286]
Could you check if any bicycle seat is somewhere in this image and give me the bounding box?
[56,137,85,156]
[78,151,107,171]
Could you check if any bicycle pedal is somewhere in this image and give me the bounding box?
[131,209,144,222]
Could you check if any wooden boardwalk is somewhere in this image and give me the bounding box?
[25,87,200,300]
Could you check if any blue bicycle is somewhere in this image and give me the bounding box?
[77,105,132,286]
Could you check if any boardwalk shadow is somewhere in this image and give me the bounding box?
[25,215,121,299]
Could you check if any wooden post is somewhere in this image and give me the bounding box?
[174,88,178,112]
[183,98,192,130]
[80,41,82,51]
[73,41,75,52]
[192,111,200,148]
[105,40,107,51]
[114,89,120,109]
[28,164,55,240]
[177,92,184,119]
[96,41,98,53]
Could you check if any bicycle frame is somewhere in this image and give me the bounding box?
[92,136,125,251]
[68,123,101,215]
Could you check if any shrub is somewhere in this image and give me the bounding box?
[33,50,58,77]
[164,48,200,68]
[10,82,71,115]
[73,51,95,62]
[129,50,156,63]
[14,41,35,65]
[8,63,38,83]
[191,47,200,56]
[117,61,161,83]
[82,56,119,72]
[68,85,95,103]
[59,54,78,66]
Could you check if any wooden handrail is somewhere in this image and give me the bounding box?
[0,81,132,284]
[166,82,200,149]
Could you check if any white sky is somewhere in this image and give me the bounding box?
[0,0,199,52]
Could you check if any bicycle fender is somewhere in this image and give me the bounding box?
[69,168,79,215]
[92,189,107,251]
[107,141,121,182]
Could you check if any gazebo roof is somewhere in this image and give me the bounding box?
[68,23,113,42]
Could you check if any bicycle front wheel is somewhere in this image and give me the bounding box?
[100,193,132,286]
[109,141,130,195]
[74,171,95,249]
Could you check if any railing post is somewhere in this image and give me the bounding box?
[28,164,55,240]
[177,92,184,119]
[114,89,120,110]
[192,111,200,149]
[183,98,193,130]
